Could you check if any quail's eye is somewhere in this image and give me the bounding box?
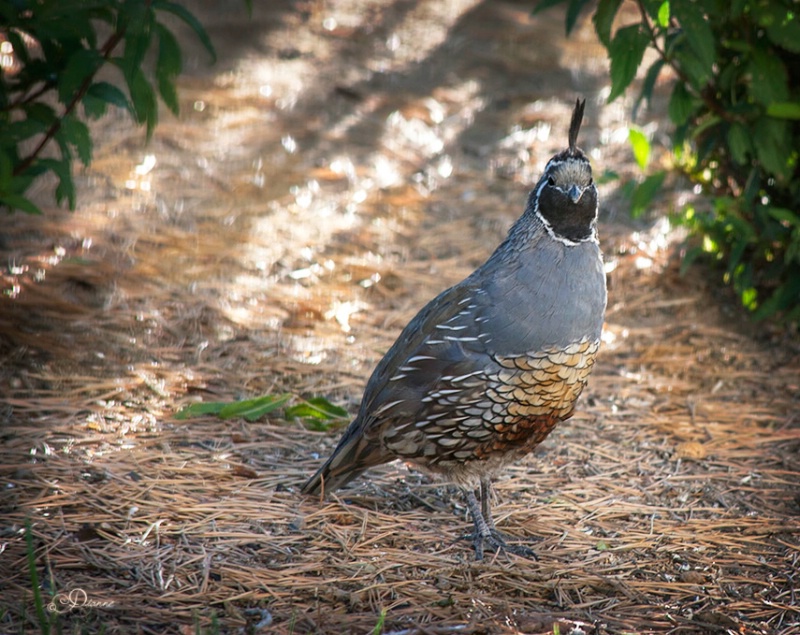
[547,176,556,186]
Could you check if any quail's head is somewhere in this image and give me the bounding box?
[531,99,598,244]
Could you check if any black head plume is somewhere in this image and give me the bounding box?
[521,97,597,243]
[568,98,585,154]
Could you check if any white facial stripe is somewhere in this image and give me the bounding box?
[532,178,599,246]
[553,184,582,196]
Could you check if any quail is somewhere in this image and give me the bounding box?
[301,99,606,559]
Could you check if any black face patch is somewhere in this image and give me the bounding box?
[537,177,598,242]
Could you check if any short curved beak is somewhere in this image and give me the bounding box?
[568,184,583,203]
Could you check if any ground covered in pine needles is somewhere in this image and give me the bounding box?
[1,1,798,633]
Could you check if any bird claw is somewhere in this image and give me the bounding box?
[471,530,539,561]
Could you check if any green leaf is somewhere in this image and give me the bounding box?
[155,23,182,78]
[748,45,789,106]
[285,397,349,421]
[57,170,76,209]
[634,59,665,118]
[24,103,58,125]
[753,117,791,179]
[671,0,715,82]
[39,158,76,209]
[60,116,92,166]
[122,32,152,83]
[668,81,694,126]
[675,49,712,90]
[158,76,180,117]
[755,2,800,53]
[0,194,43,215]
[741,167,760,206]
[679,243,704,275]
[218,393,293,421]
[766,102,800,120]
[82,94,108,119]
[640,0,664,20]
[84,81,132,117]
[628,126,651,170]
[768,208,800,226]
[729,0,747,19]
[592,0,622,47]
[533,0,569,15]
[753,279,798,321]
[175,394,296,421]
[787,230,800,266]
[740,286,758,311]
[126,68,158,139]
[119,0,155,82]
[155,23,182,115]
[565,0,591,35]
[720,38,751,54]
[716,198,755,241]
[153,0,217,63]
[690,114,722,140]
[54,129,72,165]
[629,170,666,218]
[657,0,670,27]
[727,239,749,275]
[118,0,156,83]
[7,118,47,144]
[716,55,744,95]
[608,24,651,102]
[173,401,227,420]
[619,178,637,201]
[58,48,104,103]
[285,397,349,432]
[372,609,387,635]
[727,123,751,165]
[597,168,620,185]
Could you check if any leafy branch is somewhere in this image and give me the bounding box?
[0,0,238,215]
[631,0,741,123]
[536,0,800,323]
[12,19,130,177]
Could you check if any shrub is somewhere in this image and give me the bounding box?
[0,0,228,215]
[537,0,800,323]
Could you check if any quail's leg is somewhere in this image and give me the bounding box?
[480,477,497,532]
[464,478,537,560]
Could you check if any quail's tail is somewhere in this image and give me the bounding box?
[300,459,365,498]
[300,421,385,497]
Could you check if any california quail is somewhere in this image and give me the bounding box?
[302,99,606,559]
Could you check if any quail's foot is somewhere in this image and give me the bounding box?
[471,528,538,561]
[465,486,538,560]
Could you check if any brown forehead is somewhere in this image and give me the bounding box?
[550,159,592,186]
